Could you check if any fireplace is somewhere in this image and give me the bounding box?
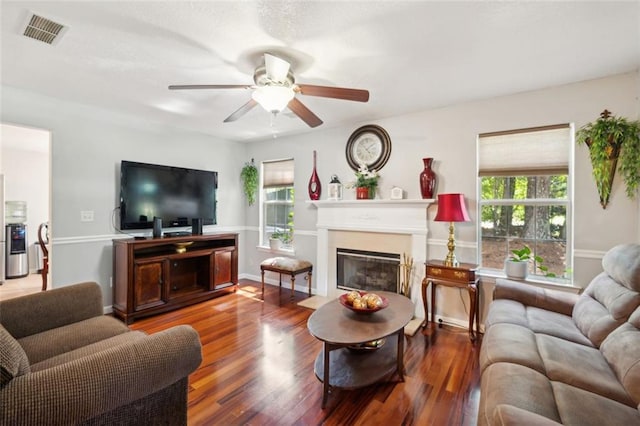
[308,199,434,319]
[337,248,400,293]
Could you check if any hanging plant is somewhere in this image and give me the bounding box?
[240,159,259,205]
[576,110,640,209]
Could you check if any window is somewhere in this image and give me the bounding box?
[261,158,294,248]
[478,124,573,280]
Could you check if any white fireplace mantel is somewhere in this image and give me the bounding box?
[307,199,434,318]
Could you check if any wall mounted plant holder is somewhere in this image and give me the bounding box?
[576,110,640,209]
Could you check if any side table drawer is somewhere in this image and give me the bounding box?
[427,265,475,282]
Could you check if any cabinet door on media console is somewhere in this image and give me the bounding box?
[134,258,168,311]
[213,249,233,288]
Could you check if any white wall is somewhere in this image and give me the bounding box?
[1,86,247,305]
[244,71,640,325]
[1,71,638,325]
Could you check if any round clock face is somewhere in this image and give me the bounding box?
[352,133,383,167]
[346,125,391,171]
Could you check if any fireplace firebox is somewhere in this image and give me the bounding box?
[336,248,400,293]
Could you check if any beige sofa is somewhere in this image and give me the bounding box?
[479,243,640,425]
[0,282,202,425]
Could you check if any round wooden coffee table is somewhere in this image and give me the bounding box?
[307,291,414,408]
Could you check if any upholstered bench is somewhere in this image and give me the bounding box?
[260,257,313,299]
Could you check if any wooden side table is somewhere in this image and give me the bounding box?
[422,260,480,341]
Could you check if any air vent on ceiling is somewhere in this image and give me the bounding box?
[22,13,66,45]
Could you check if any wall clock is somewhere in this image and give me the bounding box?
[345,124,392,171]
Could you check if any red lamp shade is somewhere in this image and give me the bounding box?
[434,193,470,222]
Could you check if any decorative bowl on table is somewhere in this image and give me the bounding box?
[173,241,193,254]
[339,290,389,314]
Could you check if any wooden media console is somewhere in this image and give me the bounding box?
[112,233,238,323]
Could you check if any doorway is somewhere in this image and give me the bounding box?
[0,123,51,299]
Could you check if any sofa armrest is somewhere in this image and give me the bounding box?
[0,282,104,338]
[0,325,202,425]
[494,279,578,316]
[493,405,561,425]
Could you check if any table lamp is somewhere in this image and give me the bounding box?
[434,193,471,267]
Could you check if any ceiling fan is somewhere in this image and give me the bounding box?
[169,53,369,128]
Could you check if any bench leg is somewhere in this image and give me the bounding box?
[261,269,265,300]
[290,275,295,298]
[307,271,312,296]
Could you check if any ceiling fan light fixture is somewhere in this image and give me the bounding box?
[252,86,295,114]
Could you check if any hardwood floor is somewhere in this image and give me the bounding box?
[130,280,482,426]
[0,273,42,300]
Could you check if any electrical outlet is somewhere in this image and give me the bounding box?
[80,210,94,222]
[110,276,113,288]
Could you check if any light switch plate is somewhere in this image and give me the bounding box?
[80,210,94,222]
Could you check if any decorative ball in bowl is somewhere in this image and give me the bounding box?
[339,291,389,314]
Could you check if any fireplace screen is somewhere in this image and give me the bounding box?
[336,248,400,293]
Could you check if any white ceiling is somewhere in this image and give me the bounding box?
[1,1,639,143]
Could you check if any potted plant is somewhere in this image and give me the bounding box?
[576,110,640,209]
[504,245,545,280]
[268,232,283,250]
[240,159,259,205]
[351,164,380,199]
[505,245,556,280]
[269,229,292,250]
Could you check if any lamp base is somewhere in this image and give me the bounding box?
[443,256,459,268]
[443,221,459,267]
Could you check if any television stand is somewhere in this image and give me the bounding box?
[112,233,238,324]
[163,231,191,237]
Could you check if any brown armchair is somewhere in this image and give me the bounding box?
[0,282,202,425]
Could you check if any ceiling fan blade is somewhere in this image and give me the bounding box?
[264,53,291,82]
[169,84,252,90]
[287,98,323,128]
[295,84,369,102]
[223,99,258,123]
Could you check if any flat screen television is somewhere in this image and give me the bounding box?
[119,160,217,230]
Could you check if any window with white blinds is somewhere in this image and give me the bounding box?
[262,159,294,188]
[477,124,573,282]
[261,158,295,248]
[478,124,571,177]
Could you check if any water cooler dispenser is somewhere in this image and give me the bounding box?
[5,201,29,279]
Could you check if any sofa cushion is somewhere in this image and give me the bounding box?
[30,330,146,372]
[480,323,545,374]
[526,307,592,346]
[551,382,640,425]
[572,272,640,347]
[601,243,640,291]
[485,299,529,330]
[479,362,562,425]
[536,334,634,406]
[0,282,103,339]
[485,299,592,347]
[0,325,30,387]
[600,310,640,405]
[492,405,562,425]
[18,315,130,364]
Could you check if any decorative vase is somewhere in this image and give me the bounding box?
[308,150,321,200]
[368,187,376,199]
[356,187,369,199]
[419,157,437,199]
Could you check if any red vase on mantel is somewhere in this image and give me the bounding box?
[419,157,437,199]
[356,187,369,200]
[308,150,321,200]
